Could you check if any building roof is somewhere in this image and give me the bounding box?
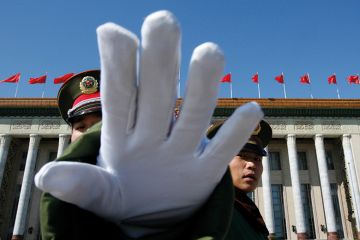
[0,98,360,117]
[213,98,360,117]
[0,98,58,117]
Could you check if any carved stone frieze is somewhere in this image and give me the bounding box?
[269,121,287,131]
[39,119,61,130]
[11,119,32,130]
[321,121,342,131]
[294,121,314,130]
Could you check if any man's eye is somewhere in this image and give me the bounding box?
[75,126,85,131]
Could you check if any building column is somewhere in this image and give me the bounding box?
[286,134,308,239]
[12,134,41,240]
[261,147,276,239]
[57,133,70,158]
[0,134,12,187]
[314,134,339,240]
[342,134,360,239]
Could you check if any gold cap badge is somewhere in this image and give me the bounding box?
[79,76,99,94]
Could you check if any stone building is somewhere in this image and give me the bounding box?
[0,98,359,240]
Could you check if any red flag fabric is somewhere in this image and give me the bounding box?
[0,73,21,83]
[347,75,359,84]
[54,73,75,84]
[29,75,47,84]
[274,74,284,84]
[300,74,310,84]
[252,73,259,83]
[220,73,232,83]
[328,74,337,84]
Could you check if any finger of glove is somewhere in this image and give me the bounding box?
[35,161,122,220]
[169,43,224,153]
[200,102,264,179]
[134,10,181,143]
[97,22,138,144]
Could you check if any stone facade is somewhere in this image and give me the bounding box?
[0,98,359,240]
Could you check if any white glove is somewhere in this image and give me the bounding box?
[35,10,263,237]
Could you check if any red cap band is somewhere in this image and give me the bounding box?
[72,92,100,108]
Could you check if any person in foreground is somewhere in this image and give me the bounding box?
[35,10,264,239]
[208,120,273,240]
[39,70,105,239]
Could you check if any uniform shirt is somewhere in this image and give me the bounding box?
[225,189,269,240]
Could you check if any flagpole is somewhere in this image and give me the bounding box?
[42,72,48,98]
[257,83,261,98]
[42,80,46,98]
[308,73,313,99]
[14,78,20,98]
[281,72,287,98]
[230,82,233,98]
[283,84,287,98]
[333,72,340,99]
[336,87,341,99]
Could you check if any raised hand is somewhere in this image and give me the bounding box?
[35,10,263,237]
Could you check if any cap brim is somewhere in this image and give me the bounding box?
[242,143,267,156]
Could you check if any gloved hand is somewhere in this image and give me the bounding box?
[35,10,263,237]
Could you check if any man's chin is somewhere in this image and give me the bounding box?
[236,184,257,193]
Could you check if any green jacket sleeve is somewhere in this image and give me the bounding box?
[40,122,234,240]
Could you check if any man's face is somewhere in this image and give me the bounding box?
[229,151,263,192]
[71,113,102,142]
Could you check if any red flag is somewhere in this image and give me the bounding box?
[347,75,359,84]
[328,74,337,84]
[29,75,47,84]
[0,73,21,83]
[220,73,232,83]
[54,73,75,84]
[252,73,259,83]
[274,73,284,84]
[300,74,310,84]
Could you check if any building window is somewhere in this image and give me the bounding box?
[49,152,57,162]
[297,152,308,170]
[7,184,21,239]
[8,152,28,238]
[269,152,281,170]
[330,184,344,238]
[301,184,316,238]
[271,184,287,239]
[19,152,27,171]
[17,152,28,184]
[325,151,335,170]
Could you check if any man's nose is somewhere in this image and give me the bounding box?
[246,160,256,170]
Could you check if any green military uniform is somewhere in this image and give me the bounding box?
[208,120,273,240]
[224,188,269,240]
[40,122,236,240]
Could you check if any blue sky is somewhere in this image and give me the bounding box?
[0,0,359,99]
